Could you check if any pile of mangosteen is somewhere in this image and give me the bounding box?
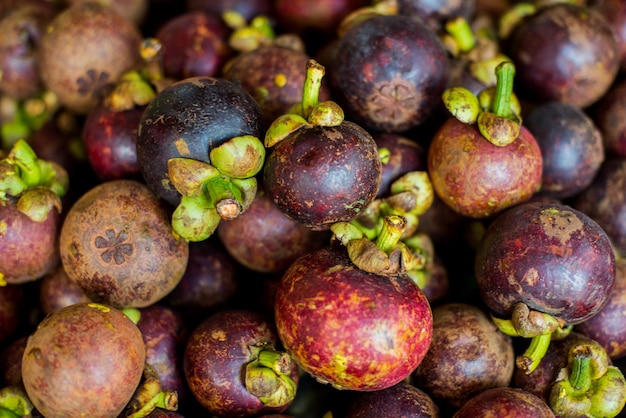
[1,0,626,417]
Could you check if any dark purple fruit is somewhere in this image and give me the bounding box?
[39,2,143,114]
[164,238,237,317]
[345,381,440,418]
[591,0,626,72]
[59,179,189,308]
[577,256,626,359]
[0,284,24,347]
[523,101,604,199]
[21,302,146,418]
[273,0,367,37]
[185,0,273,22]
[217,188,329,273]
[136,76,263,206]
[413,303,515,408]
[264,121,382,229]
[274,246,433,391]
[156,11,231,81]
[38,264,91,315]
[397,0,475,32]
[330,14,449,133]
[506,3,619,108]
[475,200,615,325]
[574,157,626,258]
[223,44,332,123]
[452,387,555,418]
[82,101,144,181]
[592,78,626,157]
[0,0,56,100]
[184,309,299,417]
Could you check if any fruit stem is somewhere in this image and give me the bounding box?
[375,215,407,254]
[445,17,476,53]
[301,60,325,120]
[245,348,297,408]
[492,61,515,118]
[516,332,552,374]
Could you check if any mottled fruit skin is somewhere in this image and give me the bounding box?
[38,264,92,315]
[427,117,543,218]
[156,11,231,80]
[345,381,440,417]
[507,3,619,108]
[0,1,56,99]
[21,303,146,418]
[223,45,332,123]
[330,14,449,133]
[524,101,604,199]
[274,246,433,391]
[0,199,61,284]
[137,304,188,403]
[217,189,328,273]
[413,303,515,408]
[82,102,144,181]
[577,257,626,359]
[59,179,189,308]
[475,201,616,324]
[39,2,142,114]
[591,0,626,72]
[593,79,626,157]
[183,309,299,417]
[452,387,555,418]
[575,157,626,258]
[136,76,263,205]
[263,121,382,230]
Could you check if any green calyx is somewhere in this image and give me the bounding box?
[125,364,178,418]
[0,386,33,418]
[492,302,569,374]
[105,71,157,112]
[549,340,626,418]
[0,139,68,221]
[224,12,275,52]
[1,91,58,150]
[442,61,522,146]
[264,59,344,147]
[245,346,297,408]
[168,154,260,242]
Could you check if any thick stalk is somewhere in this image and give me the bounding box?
[301,60,325,120]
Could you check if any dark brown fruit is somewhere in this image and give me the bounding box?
[413,303,515,408]
[21,302,146,418]
[0,284,24,347]
[59,179,189,308]
[38,264,92,315]
[593,78,626,157]
[372,132,426,198]
[39,2,142,114]
[345,381,440,417]
[452,387,555,417]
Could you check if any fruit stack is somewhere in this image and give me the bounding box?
[1,0,626,417]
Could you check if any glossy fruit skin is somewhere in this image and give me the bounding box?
[574,157,626,258]
[506,3,619,108]
[263,121,382,230]
[39,2,142,114]
[0,198,61,284]
[591,0,626,72]
[372,132,426,198]
[412,303,515,408]
[183,309,298,417]
[345,381,440,417]
[217,189,328,273]
[474,201,616,325]
[330,14,449,133]
[274,246,433,391]
[82,102,144,181]
[452,387,555,418]
[524,101,604,199]
[59,179,189,308]
[427,117,543,219]
[136,76,263,205]
[21,302,146,418]
[576,256,626,359]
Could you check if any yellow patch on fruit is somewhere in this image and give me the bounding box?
[88,303,110,313]
[274,74,287,88]
[0,272,6,286]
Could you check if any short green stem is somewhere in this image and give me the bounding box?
[492,61,515,118]
[516,332,552,374]
[445,17,476,53]
[568,349,593,391]
[375,215,406,254]
[301,60,325,120]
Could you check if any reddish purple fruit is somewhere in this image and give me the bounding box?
[274,246,433,391]
[453,387,556,418]
[475,200,616,325]
[345,381,440,417]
